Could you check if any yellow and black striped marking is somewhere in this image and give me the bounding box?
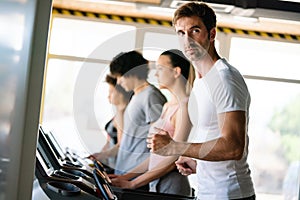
[217,27,300,41]
[53,8,172,26]
[52,8,300,41]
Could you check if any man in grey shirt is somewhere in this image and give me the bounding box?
[109,51,167,181]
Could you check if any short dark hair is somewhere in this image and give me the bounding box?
[109,50,149,80]
[173,2,217,32]
[105,74,117,86]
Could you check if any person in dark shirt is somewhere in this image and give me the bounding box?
[89,74,132,169]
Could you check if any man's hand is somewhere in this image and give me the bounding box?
[175,156,197,176]
[110,177,134,189]
[107,174,120,179]
[147,127,175,156]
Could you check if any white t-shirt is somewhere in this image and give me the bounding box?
[188,58,255,199]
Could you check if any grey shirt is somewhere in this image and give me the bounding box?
[115,85,166,175]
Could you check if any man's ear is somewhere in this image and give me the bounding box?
[210,28,216,41]
[174,66,182,78]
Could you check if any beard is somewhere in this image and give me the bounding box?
[184,42,208,62]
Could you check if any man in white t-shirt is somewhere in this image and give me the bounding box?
[147,2,255,200]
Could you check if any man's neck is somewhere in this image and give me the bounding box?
[133,80,149,94]
[193,51,221,78]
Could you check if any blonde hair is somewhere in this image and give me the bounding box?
[186,64,195,95]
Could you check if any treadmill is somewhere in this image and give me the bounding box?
[34,125,195,200]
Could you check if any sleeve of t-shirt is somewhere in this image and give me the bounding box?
[145,88,167,124]
[213,69,250,113]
